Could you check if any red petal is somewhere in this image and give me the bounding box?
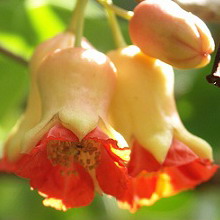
[166,159,218,191]
[15,144,51,189]
[128,141,161,176]
[84,127,128,165]
[83,127,130,198]
[95,139,130,198]
[118,174,158,212]
[37,162,94,208]
[134,174,157,199]
[163,139,198,167]
[43,124,79,143]
[0,124,94,209]
[121,138,218,211]
[84,127,109,140]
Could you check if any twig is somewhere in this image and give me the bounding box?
[97,0,133,20]
[135,0,220,23]
[175,0,220,23]
[173,0,220,23]
[206,44,220,87]
[0,45,28,66]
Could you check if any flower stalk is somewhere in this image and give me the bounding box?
[97,0,133,20]
[100,0,127,48]
[68,0,88,47]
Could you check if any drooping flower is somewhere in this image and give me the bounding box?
[108,45,218,212]
[129,0,215,69]
[1,124,130,210]
[4,31,91,161]
[0,45,130,210]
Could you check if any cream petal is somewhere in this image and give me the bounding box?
[108,46,176,163]
[20,47,116,153]
[4,32,91,160]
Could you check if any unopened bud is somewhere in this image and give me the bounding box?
[129,0,215,69]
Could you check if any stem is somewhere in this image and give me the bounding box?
[0,46,28,66]
[68,0,88,47]
[97,0,133,20]
[103,0,127,48]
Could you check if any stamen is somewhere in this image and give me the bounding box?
[47,139,101,173]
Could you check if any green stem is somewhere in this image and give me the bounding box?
[68,0,88,47]
[104,1,127,48]
[97,0,133,20]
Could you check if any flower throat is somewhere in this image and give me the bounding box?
[47,139,101,171]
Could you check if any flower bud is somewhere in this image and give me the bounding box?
[129,0,215,69]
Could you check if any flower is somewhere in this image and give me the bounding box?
[1,124,129,211]
[0,43,130,210]
[4,31,91,161]
[108,45,218,212]
[129,0,215,69]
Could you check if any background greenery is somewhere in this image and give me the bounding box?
[0,0,220,219]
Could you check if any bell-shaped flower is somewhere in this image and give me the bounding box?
[4,32,91,161]
[0,46,130,210]
[129,0,215,69]
[108,45,218,212]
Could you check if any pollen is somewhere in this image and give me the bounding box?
[47,139,101,171]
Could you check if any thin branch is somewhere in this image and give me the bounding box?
[173,0,220,23]
[206,44,220,87]
[0,46,28,66]
[136,0,220,23]
[97,0,133,20]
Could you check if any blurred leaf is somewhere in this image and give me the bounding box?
[0,55,28,140]
[51,3,130,52]
[175,56,220,155]
[0,0,38,57]
[25,4,65,41]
